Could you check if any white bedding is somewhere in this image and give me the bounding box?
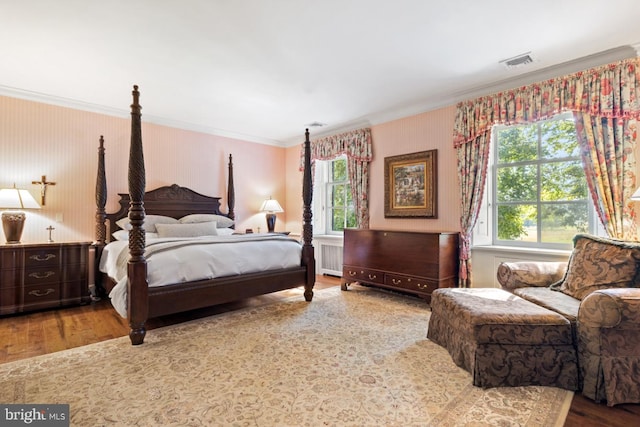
[100,234,303,317]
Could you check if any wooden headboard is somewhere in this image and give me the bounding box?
[104,184,232,238]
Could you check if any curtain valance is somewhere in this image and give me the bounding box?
[299,127,373,167]
[453,57,640,147]
[299,127,373,229]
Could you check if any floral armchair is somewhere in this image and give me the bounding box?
[496,234,640,406]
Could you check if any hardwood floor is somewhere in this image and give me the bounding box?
[1,275,638,426]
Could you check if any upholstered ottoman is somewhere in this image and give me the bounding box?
[427,288,579,390]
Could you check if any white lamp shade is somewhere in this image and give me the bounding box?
[260,198,283,213]
[631,187,640,201]
[0,188,41,209]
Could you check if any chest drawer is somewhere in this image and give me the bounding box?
[25,247,60,268]
[342,266,384,285]
[384,273,438,294]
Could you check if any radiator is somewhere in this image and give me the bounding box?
[316,239,344,276]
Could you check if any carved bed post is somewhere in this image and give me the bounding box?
[227,154,235,222]
[94,135,108,296]
[95,135,107,245]
[127,85,148,345]
[302,128,315,301]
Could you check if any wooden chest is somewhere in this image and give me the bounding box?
[341,229,459,302]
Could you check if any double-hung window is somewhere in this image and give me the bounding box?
[313,156,356,235]
[483,113,596,249]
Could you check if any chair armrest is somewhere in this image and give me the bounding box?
[578,288,640,329]
[497,261,568,290]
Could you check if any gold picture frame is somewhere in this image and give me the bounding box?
[384,150,437,218]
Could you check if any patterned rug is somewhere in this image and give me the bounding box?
[1,286,572,426]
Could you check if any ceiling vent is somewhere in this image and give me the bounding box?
[500,52,535,69]
[307,121,327,127]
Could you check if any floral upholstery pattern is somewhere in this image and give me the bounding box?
[427,288,579,390]
[550,234,640,300]
[497,247,640,406]
[497,261,567,290]
[578,288,640,406]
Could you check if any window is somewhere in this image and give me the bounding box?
[490,113,595,248]
[313,156,356,234]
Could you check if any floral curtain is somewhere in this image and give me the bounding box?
[456,132,491,287]
[300,128,373,228]
[574,114,638,239]
[453,57,640,286]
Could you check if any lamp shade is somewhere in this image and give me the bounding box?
[260,198,284,213]
[0,187,41,209]
[631,187,640,201]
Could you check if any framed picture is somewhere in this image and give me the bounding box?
[384,150,437,218]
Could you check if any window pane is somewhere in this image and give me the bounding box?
[496,126,538,163]
[332,184,345,207]
[540,119,579,159]
[541,160,587,201]
[346,207,357,228]
[497,204,537,241]
[541,203,588,243]
[331,208,345,232]
[496,165,537,202]
[331,158,347,181]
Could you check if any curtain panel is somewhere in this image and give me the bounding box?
[300,128,373,229]
[453,57,640,286]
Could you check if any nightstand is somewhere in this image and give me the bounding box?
[0,242,92,315]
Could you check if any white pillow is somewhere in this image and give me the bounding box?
[112,230,159,241]
[116,214,179,232]
[179,214,234,229]
[216,228,235,236]
[156,221,218,238]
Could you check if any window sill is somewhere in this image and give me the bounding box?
[471,245,571,257]
[313,234,344,241]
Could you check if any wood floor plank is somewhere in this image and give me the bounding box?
[0,275,637,426]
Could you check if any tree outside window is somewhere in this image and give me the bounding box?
[327,158,357,233]
[494,114,592,247]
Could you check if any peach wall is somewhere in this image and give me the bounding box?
[369,106,460,232]
[0,95,286,244]
[284,106,461,234]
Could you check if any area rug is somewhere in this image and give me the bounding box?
[1,286,572,426]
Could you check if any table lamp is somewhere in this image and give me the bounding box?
[260,197,283,233]
[0,186,41,243]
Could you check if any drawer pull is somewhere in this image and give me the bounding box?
[391,278,402,285]
[368,274,377,280]
[348,270,357,276]
[28,288,55,297]
[28,271,56,279]
[29,253,56,262]
[417,283,428,289]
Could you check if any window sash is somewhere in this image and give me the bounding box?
[491,114,595,249]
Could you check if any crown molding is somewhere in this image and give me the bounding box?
[362,45,639,130]
[2,45,638,149]
[0,85,287,147]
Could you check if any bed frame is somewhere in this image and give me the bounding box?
[94,85,315,345]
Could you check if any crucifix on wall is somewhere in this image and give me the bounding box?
[32,175,56,206]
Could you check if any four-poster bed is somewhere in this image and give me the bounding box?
[94,85,315,345]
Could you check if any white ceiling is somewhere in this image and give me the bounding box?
[2,1,640,146]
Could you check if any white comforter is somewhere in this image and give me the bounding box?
[100,234,303,317]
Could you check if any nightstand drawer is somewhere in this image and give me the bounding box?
[0,242,91,315]
[23,283,60,307]
[0,268,21,289]
[24,266,61,285]
[25,248,60,268]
